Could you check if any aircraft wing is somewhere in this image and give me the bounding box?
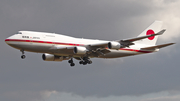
[117,29,166,47]
[49,42,111,57]
[86,42,111,57]
[50,45,75,50]
[49,45,75,54]
[87,42,108,48]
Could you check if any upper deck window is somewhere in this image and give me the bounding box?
[16,32,22,34]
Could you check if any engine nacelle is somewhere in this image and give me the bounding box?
[42,53,70,61]
[73,46,87,54]
[108,42,121,49]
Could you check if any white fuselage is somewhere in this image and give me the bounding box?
[5,31,154,58]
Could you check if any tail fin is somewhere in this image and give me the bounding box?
[135,21,163,46]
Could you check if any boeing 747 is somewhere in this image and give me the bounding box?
[5,21,174,66]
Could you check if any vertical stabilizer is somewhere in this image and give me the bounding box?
[135,21,163,46]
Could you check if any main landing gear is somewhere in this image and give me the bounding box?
[68,57,92,67]
[20,50,26,59]
[79,57,92,65]
[68,58,75,67]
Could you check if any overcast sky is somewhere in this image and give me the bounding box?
[1,0,180,101]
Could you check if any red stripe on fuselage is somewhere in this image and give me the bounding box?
[5,39,84,46]
[5,39,153,53]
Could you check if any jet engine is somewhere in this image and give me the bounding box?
[73,46,87,54]
[42,53,70,61]
[108,42,121,50]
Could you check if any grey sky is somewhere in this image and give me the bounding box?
[0,0,180,101]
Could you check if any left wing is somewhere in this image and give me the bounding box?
[86,42,111,57]
[49,42,111,57]
[50,45,75,50]
[87,42,108,48]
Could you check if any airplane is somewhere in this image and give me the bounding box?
[5,21,174,66]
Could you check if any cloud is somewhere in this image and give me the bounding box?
[0,90,58,101]
[141,90,180,101]
[40,90,58,99]
[22,90,180,101]
[152,0,180,41]
[142,95,180,101]
[1,91,42,101]
[131,0,180,41]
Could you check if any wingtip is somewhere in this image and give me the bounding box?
[158,29,166,35]
[162,29,166,31]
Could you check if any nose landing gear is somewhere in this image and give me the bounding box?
[20,50,26,59]
[21,55,26,59]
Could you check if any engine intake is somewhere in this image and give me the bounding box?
[108,42,121,50]
[73,46,87,54]
[42,53,70,61]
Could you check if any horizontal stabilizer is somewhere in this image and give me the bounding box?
[141,43,175,50]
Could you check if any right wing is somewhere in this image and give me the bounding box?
[120,29,165,42]
[117,29,166,47]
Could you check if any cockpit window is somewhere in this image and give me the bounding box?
[16,32,22,34]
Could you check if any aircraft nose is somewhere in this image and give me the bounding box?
[5,34,21,49]
[5,36,14,45]
[5,36,18,48]
[5,38,10,44]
